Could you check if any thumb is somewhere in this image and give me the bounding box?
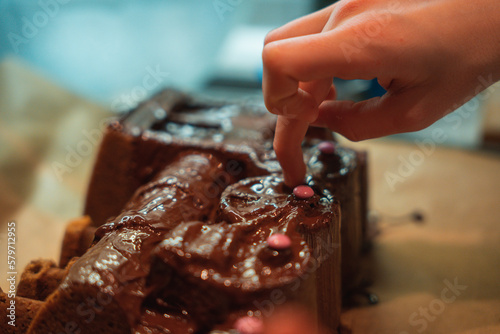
[312,88,435,141]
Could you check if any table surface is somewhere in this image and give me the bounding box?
[340,139,500,334]
[1,59,499,334]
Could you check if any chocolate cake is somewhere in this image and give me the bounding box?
[83,89,369,296]
[6,89,369,333]
[16,259,69,302]
[0,288,43,334]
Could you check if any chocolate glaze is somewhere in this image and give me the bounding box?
[30,89,367,334]
[57,154,338,333]
[84,90,332,227]
[67,152,232,332]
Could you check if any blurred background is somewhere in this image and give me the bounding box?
[0,0,317,102]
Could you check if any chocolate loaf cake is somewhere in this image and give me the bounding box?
[84,89,369,295]
[17,89,368,333]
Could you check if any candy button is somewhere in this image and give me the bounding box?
[318,141,336,154]
[234,316,264,334]
[267,234,291,250]
[293,185,314,199]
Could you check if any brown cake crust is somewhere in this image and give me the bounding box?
[59,216,96,268]
[17,259,68,301]
[27,284,131,334]
[0,289,43,334]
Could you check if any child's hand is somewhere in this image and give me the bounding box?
[263,0,500,187]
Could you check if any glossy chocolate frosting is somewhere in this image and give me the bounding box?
[30,90,366,334]
[62,151,338,333]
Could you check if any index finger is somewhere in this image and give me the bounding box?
[262,30,380,121]
[273,116,309,187]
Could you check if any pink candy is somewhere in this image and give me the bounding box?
[267,234,291,250]
[318,141,336,154]
[234,316,264,334]
[293,185,314,199]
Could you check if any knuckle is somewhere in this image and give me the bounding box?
[333,0,367,23]
[264,99,286,116]
[263,98,277,115]
[268,105,282,116]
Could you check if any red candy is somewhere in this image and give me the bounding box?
[267,234,291,250]
[293,185,314,199]
[234,316,264,334]
[318,141,336,154]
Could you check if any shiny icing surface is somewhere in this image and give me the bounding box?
[153,175,335,294]
[61,95,351,333]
